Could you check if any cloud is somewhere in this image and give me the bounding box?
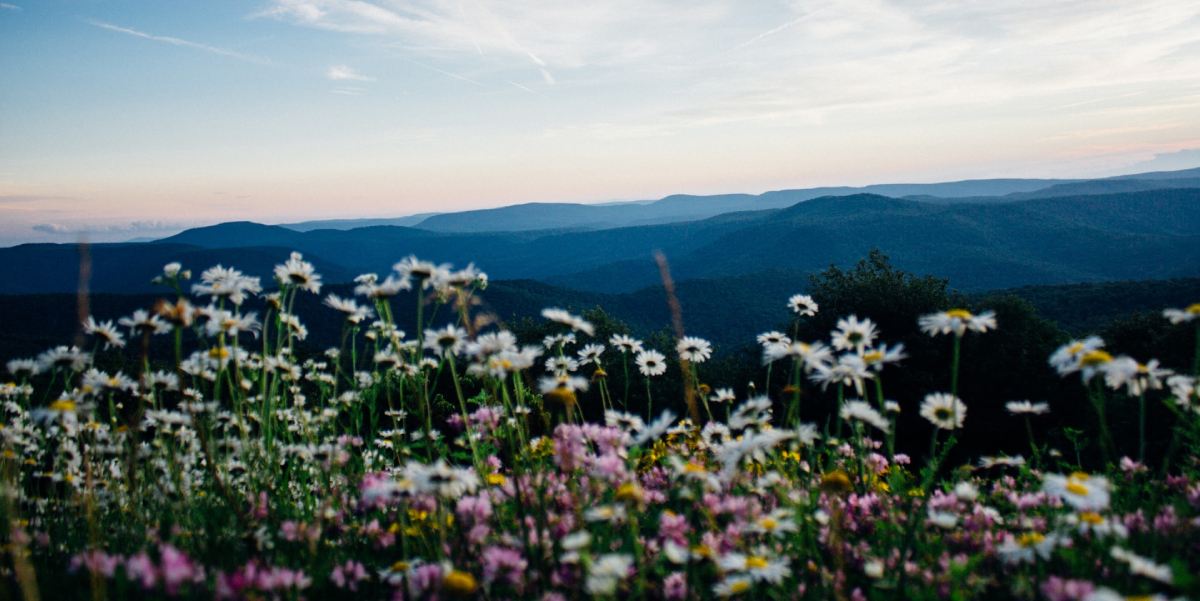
[328,64,375,80]
[0,3,21,10]
[1116,148,1200,173]
[88,20,272,65]
[32,221,185,235]
[0,194,71,202]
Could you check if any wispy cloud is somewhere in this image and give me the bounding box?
[87,20,272,65]
[0,4,21,10]
[403,57,484,86]
[33,220,185,235]
[328,64,375,80]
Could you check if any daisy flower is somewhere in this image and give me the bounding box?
[859,342,906,372]
[1162,303,1200,324]
[1102,356,1172,395]
[1042,472,1110,510]
[119,309,172,336]
[541,307,595,336]
[192,265,262,306]
[585,554,633,596]
[543,333,577,350]
[324,294,374,324]
[1048,336,1106,378]
[423,325,468,357]
[996,531,1059,564]
[831,315,878,352]
[919,309,996,337]
[393,256,450,288]
[788,294,818,316]
[609,334,644,354]
[839,399,891,433]
[1067,512,1128,538]
[756,331,791,350]
[762,341,834,372]
[83,316,126,349]
[577,343,605,365]
[920,393,967,430]
[1006,400,1050,415]
[274,252,322,293]
[635,350,667,377]
[676,336,713,363]
[717,554,790,584]
[354,273,411,298]
[710,388,736,403]
[544,356,579,375]
[978,455,1025,469]
[809,354,873,395]
[1109,547,1172,583]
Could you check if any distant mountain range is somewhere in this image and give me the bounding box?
[264,166,1200,234]
[1,168,1198,300]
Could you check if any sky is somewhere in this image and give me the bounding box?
[2,0,1200,246]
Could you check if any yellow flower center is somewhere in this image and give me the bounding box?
[1188,303,1200,314]
[392,561,410,572]
[684,462,707,474]
[1079,512,1104,525]
[209,347,230,359]
[862,351,883,363]
[1017,532,1044,547]
[48,400,76,413]
[745,556,769,570]
[442,570,478,596]
[486,474,507,486]
[946,309,973,319]
[1079,351,1112,367]
[759,518,778,531]
[730,581,751,594]
[1065,482,1089,496]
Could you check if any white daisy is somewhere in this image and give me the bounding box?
[920,393,967,430]
[788,294,818,316]
[1005,400,1050,415]
[831,315,878,352]
[676,336,713,363]
[839,399,891,433]
[635,350,667,377]
[1042,472,1110,510]
[274,251,322,293]
[918,309,996,337]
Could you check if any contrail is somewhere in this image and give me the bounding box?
[87,20,271,65]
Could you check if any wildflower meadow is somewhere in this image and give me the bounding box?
[2,251,1199,601]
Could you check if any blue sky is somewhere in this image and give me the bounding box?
[2,0,1199,245]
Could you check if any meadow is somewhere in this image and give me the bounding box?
[1,252,1198,600]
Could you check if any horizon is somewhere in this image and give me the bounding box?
[3,1,1200,247]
